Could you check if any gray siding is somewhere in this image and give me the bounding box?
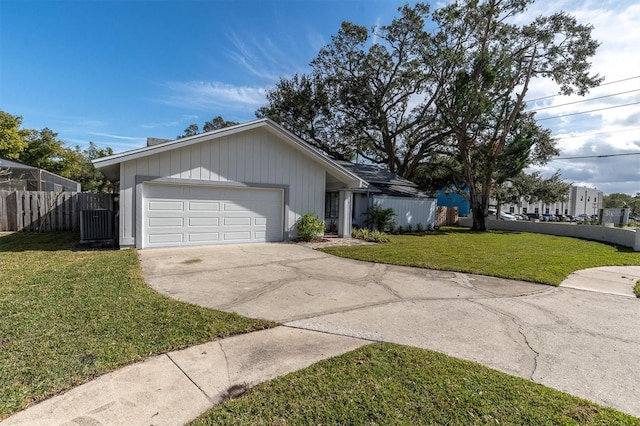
[118,128,326,246]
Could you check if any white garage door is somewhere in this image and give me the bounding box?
[142,184,283,248]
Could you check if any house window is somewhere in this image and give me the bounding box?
[564,209,568,215]
[534,207,539,213]
[509,206,514,213]
[523,207,528,213]
[325,192,339,218]
[545,208,550,214]
[555,208,559,214]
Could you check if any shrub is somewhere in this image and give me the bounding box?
[416,223,424,232]
[351,227,390,243]
[362,203,396,232]
[296,213,325,241]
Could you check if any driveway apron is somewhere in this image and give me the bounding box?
[139,243,640,417]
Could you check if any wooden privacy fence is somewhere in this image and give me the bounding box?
[437,206,459,226]
[0,191,114,232]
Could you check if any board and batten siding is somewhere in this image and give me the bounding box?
[118,128,327,246]
[373,196,437,230]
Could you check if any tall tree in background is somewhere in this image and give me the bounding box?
[0,109,113,192]
[257,74,352,160]
[60,142,114,192]
[0,111,28,160]
[258,3,451,178]
[20,128,66,173]
[604,193,640,215]
[433,0,601,231]
[178,116,239,138]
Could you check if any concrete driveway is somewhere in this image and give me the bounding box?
[139,243,640,417]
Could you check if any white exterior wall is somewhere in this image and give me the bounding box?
[118,128,326,247]
[373,196,437,230]
[458,217,640,251]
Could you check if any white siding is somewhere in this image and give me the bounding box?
[373,196,437,230]
[118,127,326,246]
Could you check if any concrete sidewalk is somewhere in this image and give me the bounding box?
[560,265,640,297]
[1,327,368,426]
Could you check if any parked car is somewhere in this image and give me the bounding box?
[575,214,591,223]
[526,213,543,221]
[487,209,517,221]
[555,214,569,222]
[541,214,556,221]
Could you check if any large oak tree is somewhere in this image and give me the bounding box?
[433,0,601,230]
[258,3,451,178]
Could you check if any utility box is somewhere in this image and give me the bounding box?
[80,209,115,242]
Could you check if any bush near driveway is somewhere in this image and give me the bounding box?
[0,232,274,420]
[321,227,640,286]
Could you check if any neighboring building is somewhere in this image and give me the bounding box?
[93,118,436,249]
[0,157,81,192]
[437,188,470,217]
[498,185,603,217]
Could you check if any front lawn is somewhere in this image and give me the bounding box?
[0,232,274,419]
[192,343,639,425]
[322,228,640,285]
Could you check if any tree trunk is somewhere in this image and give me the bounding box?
[471,203,487,231]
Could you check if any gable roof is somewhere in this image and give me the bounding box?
[93,118,367,188]
[0,157,38,170]
[337,161,430,198]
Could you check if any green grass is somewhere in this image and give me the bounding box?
[321,227,640,285]
[635,280,640,298]
[191,343,639,425]
[0,232,274,420]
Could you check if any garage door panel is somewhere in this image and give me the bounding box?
[188,201,220,211]
[143,184,283,248]
[148,200,184,211]
[223,202,250,212]
[148,233,184,244]
[224,217,251,226]
[149,217,184,227]
[188,217,219,226]
[223,231,252,241]
[188,232,220,242]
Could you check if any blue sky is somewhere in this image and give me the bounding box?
[1,0,639,195]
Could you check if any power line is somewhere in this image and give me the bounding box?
[536,101,640,121]
[554,127,640,140]
[554,152,640,160]
[528,88,640,112]
[526,75,640,103]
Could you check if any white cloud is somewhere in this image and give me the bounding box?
[88,132,146,142]
[225,31,304,82]
[520,0,640,195]
[155,81,268,112]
